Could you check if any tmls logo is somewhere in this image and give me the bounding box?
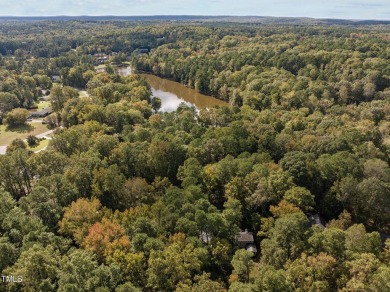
[1,275,23,283]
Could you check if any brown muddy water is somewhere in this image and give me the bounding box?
[111,66,228,112]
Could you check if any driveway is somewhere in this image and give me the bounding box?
[30,119,44,123]
[36,129,55,139]
[33,129,55,153]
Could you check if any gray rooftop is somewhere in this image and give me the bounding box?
[309,214,326,229]
[237,230,254,243]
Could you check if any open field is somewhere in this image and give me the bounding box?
[0,122,49,146]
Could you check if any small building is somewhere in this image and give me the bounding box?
[29,107,52,118]
[94,53,109,63]
[309,214,326,229]
[236,229,257,254]
[246,244,258,254]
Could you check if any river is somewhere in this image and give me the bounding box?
[112,66,228,112]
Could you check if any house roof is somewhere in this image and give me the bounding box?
[237,230,254,243]
[309,214,326,229]
[29,107,52,117]
[246,244,258,254]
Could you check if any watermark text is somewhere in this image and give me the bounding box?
[1,275,23,283]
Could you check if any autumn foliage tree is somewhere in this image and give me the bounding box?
[59,198,105,245]
[82,218,131,261]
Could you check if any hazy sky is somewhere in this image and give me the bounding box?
[0,0,389,20]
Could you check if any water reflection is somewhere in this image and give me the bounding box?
[113,66,229,112]
[151,88,193,112]
[141,74,228,112]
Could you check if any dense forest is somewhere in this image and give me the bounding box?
[0,20,389,291]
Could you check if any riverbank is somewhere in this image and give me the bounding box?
[96,65,229,112]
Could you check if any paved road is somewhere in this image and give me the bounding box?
[36,130,54,139]
[34,129,54,153]
[34,146,48,153]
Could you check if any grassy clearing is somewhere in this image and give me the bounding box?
[27,138,50,152]
[0,122,49,146]
[37,100,51,110]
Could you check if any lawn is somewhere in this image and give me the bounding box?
[37,100,51,110]
[0,122,49,146]
[30,99,51,111]
[27,138,50,152]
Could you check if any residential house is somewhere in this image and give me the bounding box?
[236,229,257,254]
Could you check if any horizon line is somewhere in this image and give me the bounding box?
[0,15,389,21]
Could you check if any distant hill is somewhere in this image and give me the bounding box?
[0,15,389,25]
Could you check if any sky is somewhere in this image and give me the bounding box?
[0,0,389,20]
